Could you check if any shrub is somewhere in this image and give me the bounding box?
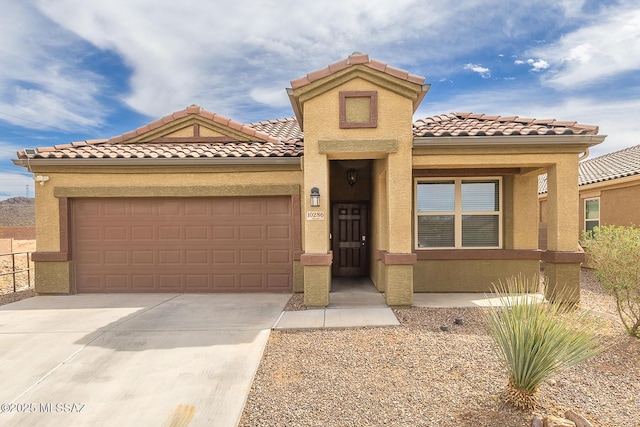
[583,225,640,338]
[483,275,603,410]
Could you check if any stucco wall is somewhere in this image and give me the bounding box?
[30,165,303,293]
[599,184,640,227]
[413,259,540,292]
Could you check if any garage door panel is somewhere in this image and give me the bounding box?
[74,197,293,293]
[213,250,236,263]
[131,226,154,240]
[158,226,181,240]
[239,226,263,240]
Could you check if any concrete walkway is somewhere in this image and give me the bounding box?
[273,278,543,329]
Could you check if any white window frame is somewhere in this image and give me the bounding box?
[414,177,503,250]
[584,197,600,233]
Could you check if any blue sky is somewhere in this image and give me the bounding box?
[1,0,640,199]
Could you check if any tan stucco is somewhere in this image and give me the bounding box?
[30,165,302,294]
[295,70,422,306]
[34,261,73,293]
[22,57,604,305]
[414,259,539,292]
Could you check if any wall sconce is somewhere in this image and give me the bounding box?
[34,175,49,186]
[310,187,320,207]
[347,168,358,186]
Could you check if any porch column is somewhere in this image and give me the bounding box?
[544,159,584,303]
[383,146,415,306]
[302,155,332,307]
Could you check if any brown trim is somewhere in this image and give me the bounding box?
[32,198,71,262]
[380,252,417,265]
[339,90,378,128]
[292,194,302,261]
[55,184,300,198]
[541,250,585,263]
[300,252,333,266]
[149,136,245,143]
[413,168,521,177]
[414,249,542,261]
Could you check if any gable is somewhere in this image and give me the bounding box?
[110,105,274,144]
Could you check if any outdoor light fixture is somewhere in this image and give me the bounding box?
[310,187,320,207]
[24,148,36,158]
[347,168,358,186]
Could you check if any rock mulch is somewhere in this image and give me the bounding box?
[240,269,639,426]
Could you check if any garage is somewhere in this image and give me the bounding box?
[73,196,293,293]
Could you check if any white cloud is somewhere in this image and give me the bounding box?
[417,88,640,158]
[464,63,491,78]
[0,2,107,131]
[528,1,640,89]
[35,0,433,120]
[527,59,550,72]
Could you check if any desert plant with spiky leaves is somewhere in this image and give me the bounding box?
[483,276,603,410]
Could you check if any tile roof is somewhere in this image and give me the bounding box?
[17,109,602,162]
[246,118,303,140]
[414,112,599,137]
[29,141,303,159]
[579,144,640,185]
[17,106,304,160]
[290,52,426,89]
[538,144,640,193]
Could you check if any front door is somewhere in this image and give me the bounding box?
[332,203,368,276]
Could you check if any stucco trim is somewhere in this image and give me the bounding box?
[541,250,585,263]
[318,139,398,154]
[300,252,333,266]
[379,251,418,265]
[54,184,300,198]
[32,197,71,262]
[414,249,542,260]
[413,168,521,177]
[339,90,378,128]
[292,194,302,261]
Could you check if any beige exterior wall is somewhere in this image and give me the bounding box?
[579,180,640,233]
[414,259,540,292]
[30,165,302,294]
[297,70,420,306]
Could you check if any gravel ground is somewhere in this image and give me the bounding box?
[240,269,639,427]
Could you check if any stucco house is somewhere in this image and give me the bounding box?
[539,143,640,248]
[14,53,605,305]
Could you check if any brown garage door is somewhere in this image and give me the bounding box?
[73,197,293,293]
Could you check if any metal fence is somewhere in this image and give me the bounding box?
[0,251,34,293]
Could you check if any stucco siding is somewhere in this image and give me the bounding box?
[413,259,539,292]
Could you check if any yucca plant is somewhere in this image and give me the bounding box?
[483,275,603,410]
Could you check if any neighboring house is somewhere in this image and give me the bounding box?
[13,53,605,305]
[539,144,640,248]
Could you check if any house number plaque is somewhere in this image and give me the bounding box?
[306,211,325,220]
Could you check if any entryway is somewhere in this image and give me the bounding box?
[331,202,368,276]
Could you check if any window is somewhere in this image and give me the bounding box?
[416,178,502,249]
[584,198,600,233]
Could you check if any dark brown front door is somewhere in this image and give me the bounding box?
[332,203,368,276]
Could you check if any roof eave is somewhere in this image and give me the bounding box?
[413,134,606,148]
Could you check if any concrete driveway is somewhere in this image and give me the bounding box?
[0,293,290,427]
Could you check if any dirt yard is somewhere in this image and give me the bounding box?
[0,239,36,297]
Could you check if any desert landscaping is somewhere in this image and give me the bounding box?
[240,270,639,427]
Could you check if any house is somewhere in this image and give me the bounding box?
[13,53,605,305]
[539,144,640,247]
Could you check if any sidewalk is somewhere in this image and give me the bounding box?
[272,278,544,330]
